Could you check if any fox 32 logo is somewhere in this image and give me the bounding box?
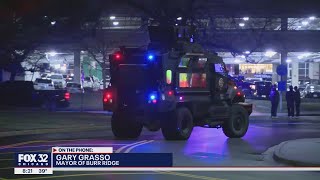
[15,153,51,167]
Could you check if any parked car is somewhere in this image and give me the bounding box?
[0,81,70,107]
[252,81,272,99]
[83,77,94,89]
[236,81,256,98]
[229,76,255,99]
[66,83,84,93]
[301,84,320,98]
[83,76,101,91]
[40,73,50,78]
[34,78,55,90]
[63,74,73,82]
[48,74,66,89]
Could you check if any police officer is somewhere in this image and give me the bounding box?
[269,84,280,118]
[286,85,295,118]
[294,86,301,118]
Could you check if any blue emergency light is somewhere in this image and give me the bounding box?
[149,94,156,100]
[148,93,157,104]
[147,54,155,61]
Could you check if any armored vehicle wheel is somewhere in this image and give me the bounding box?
[111,111,143,139]
[222,105,249,138]
[161,107,194,140]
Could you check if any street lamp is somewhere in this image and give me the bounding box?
[265,50,277,57]
[113,21,119,26]
[110,16,116,20]
[243,17,249,21]
[244,51,250,54]
[309,16,316,20]
[177,17,182,21]
[51,21,56,25]
[47,51,57,56]
[239,23,245,27]
[303,52,311,56]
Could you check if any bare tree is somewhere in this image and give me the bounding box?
[23,52,47,81]
[0,0,105,81]
[84,37,118,89]
[83,11,150,89]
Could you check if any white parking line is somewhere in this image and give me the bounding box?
[115,140,147,153]
[124,140,154,153]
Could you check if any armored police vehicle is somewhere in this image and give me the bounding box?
[103,26,252,140]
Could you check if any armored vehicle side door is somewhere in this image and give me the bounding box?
[210,63,229,101]
[175,55,211,118]
[207,62,230,119]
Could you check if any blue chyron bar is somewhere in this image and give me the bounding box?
[52,153,173,168]
[14,152,53,174]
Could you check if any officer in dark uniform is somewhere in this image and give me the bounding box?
[294,86,301,118]
[286,85,295,118]
[269,84,280,118]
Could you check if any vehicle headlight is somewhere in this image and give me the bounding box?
[250,85,256,90]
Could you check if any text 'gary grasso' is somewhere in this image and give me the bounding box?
[52,147,119,167]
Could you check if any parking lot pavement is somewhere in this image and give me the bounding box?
[0,111,109,138]
[1,110,320,179]
[64,91,103,111]
[246,99,320,116]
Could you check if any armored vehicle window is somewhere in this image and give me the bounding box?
[214,64,225,73]
[179,73,189,87]
[197,58,207,68]
[179,57,190,67]
[179,73,206,88]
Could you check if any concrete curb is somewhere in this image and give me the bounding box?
[251,114,320,117]
[0,126,107,138]
[273,139,320,167]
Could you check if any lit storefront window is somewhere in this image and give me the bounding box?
[239,64,273,74]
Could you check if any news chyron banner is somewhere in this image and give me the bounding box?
[14,147,173,174]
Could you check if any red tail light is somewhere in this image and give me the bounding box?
[64,92,70,100]
[168,90,174,96]
[237,92,241,96]
[113,53,122,60]
[103,92,113,103]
